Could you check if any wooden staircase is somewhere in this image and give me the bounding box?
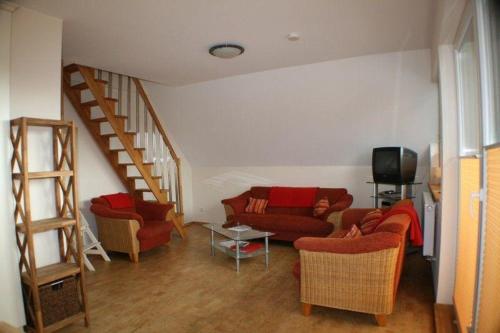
[62,64,185,238]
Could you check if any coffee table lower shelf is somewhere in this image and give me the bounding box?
[204,224,273,273]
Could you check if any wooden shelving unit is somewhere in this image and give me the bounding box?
[10,117,89,332]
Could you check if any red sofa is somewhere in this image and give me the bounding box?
[221,187,353,241]
[90,193,174,262]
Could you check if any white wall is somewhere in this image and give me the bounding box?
[0,7,25,328]
[192,166,429,223]
[2,6,63,326]
[435,44,459,304]
[145,49,438,223]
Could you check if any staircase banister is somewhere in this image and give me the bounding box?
[131,78,180,163]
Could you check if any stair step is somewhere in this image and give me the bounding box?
[91,115,128,123]
[128,176,162,180]
[135,188,168,193]
[119,162,154,166]
[101,132,134,138]
[81,98,118,108]
[71,79,108,90]
[110,147,146,152]
[64,63,80,73]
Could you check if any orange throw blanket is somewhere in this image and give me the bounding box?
[380,205,423,247]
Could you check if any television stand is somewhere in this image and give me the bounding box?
[367,181,421,208]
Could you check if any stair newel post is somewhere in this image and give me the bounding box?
[175,158,183,214]
[152,123,157,175]
[167,154,173,204]
[118,74,123,116]
[107,71,112,100]
[135,84,140,147]
[143,100,148,162]
[160,139,165,189]
[127,76,131,132]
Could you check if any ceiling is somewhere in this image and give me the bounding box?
[14,0,435,86]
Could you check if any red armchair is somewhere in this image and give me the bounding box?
[90,193,174,262]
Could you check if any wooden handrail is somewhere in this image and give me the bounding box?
[131,78,179,162]
[131,77,183,214]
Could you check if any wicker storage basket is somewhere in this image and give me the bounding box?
[24,276,81,327]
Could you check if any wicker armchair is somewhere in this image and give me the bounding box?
[293,207,411,326]
[90,193,175,263]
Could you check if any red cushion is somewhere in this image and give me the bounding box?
[236,213,333,235]
[137,220,173,240]
[137,220,174,252]
[101,193,134,209]
[268,187,318,208]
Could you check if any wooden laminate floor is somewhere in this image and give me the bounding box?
[62,224,435,333]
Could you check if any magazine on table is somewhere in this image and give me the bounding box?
[227,225,252,232]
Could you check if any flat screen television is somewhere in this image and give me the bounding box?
[372,147,418,184]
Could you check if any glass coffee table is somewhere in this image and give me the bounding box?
[202,224,275,273]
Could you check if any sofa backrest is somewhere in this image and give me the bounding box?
[249,186,348,216]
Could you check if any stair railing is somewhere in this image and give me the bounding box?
[93,69,183,214]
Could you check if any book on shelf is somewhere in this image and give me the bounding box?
[219,240,249,248]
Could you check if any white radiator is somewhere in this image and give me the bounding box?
[422,192,436,257]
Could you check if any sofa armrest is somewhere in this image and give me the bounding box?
[221,191,252,221]
[297,238,401,315]
[330,193,353,212]
[90,204,144,227]
[135,200,174,221]
[294,232,401,254]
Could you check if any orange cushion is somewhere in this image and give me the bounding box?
[245,197,268,214]
[344,224,362,239]
[359,209,383,235]
[313,196,330,217]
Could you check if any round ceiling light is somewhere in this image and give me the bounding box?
[209,43,245,59]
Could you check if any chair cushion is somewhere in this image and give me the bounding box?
[137,220,174,241]
[245,197,268,214]
[236,213,333,235]
[137,220,174,252]
[101,193,134,209]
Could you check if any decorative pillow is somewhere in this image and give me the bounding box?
[359,209,384,235]
[344,224,362,239]
[313,196,330,217]
[245,197,268,214]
